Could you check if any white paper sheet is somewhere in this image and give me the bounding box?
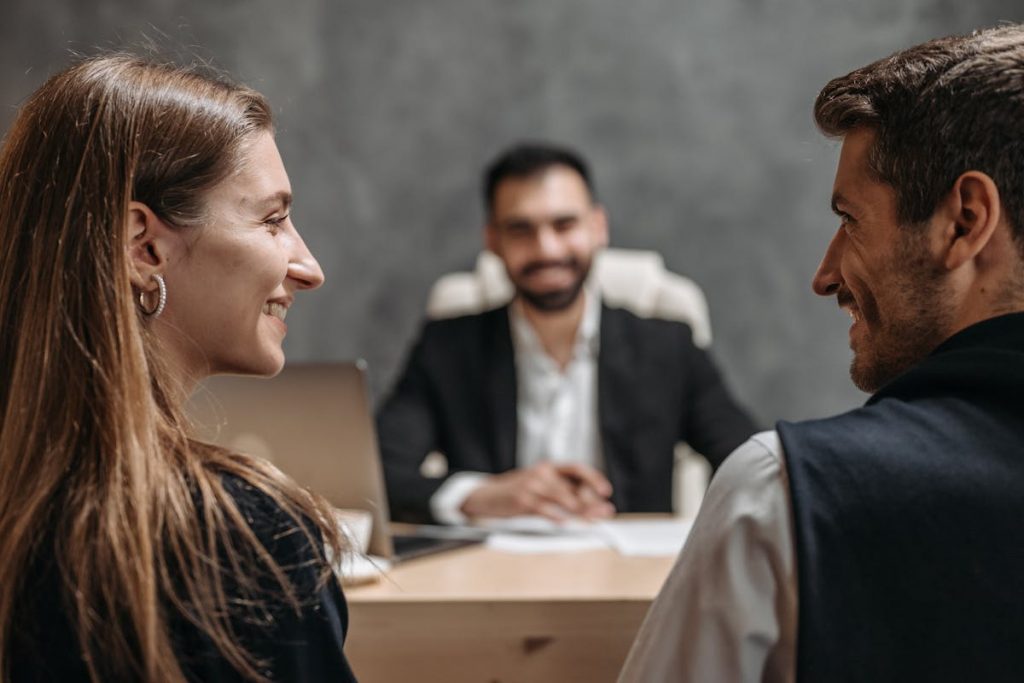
[595,518,694,557]
[485,532,609,554]
[476,515,694,556]
[472,515,596,535]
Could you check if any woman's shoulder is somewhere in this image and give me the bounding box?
[205,471,342,617]
[220,472,313,535]
[181,473,358,681]
[218,472,328,587]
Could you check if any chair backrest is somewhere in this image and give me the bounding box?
[426,247,712,347]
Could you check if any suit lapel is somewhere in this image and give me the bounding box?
[598,305,636,510]
[485,306,518,473]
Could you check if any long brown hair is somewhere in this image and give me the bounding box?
[0,54,343,682]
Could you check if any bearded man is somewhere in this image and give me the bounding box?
[621,24,1024,683]
[377,142,756,524]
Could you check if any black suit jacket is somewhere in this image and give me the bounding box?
[376,303,757,522]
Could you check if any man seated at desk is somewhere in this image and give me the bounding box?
[377,142,757,524]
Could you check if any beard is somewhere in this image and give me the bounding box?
[848,233,953,393]
[512,255,593,313]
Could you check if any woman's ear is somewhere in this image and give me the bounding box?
[127,201,174,290]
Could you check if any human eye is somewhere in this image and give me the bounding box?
[553,216,579,232]
[504,220,532,237]
[263,213,289,234]
[835,210,855,232]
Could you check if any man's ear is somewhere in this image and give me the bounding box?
[127,201,175,290]
[939,171,1002,271]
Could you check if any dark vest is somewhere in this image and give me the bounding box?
[778,312,1024,683]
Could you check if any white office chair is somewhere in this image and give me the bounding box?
[424,247,712,517]
[426,248,712,348]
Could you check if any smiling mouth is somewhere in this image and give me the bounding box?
[262,302,288,321]
[836,289,862,325]
[521,259,578,277]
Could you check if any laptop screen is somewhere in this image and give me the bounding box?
[185,361,394,558]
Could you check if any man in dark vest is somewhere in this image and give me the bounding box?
[620,25,1024,683]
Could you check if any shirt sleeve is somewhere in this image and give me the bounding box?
[429,471,490,525]
[618,430,797,683]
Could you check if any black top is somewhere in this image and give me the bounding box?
[779,312,1024,682]
[9,475,358,682]
[377,303,758,522]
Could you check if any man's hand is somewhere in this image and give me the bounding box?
[460,462,615,521]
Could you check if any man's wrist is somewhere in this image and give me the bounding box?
[429,471,490,525]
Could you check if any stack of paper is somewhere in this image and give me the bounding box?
[478,516,694,556]
[596,518,694,557]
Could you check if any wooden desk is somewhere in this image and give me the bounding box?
[345,545,675,683]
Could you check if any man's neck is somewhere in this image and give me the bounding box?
[944,229,1024,338]
[945,254,1024,343]
[519,292,589,370]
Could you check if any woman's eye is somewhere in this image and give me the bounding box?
[264,214,288,233]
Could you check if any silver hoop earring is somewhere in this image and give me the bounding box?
[139,273,167,318]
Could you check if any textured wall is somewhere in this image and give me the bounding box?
[3,1,1021,426]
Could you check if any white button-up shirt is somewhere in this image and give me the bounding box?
[510,290,602,471]
[430,291,603,523]
[618,430,797,682]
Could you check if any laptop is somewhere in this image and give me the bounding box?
[185,360,479,562]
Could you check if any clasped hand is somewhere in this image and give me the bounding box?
[460,462,615,521]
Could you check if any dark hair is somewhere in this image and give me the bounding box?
[482,142,596,215]
[814,24,1024,251]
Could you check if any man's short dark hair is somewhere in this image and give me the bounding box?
[482,142,596,216]
[814,24,1024,253]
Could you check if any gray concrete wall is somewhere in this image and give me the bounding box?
[3,1,1021,425]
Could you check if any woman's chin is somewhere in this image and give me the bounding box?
[216,350,286,379]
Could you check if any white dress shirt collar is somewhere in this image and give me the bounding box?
[509,289,602,470]
[508,287,601,371]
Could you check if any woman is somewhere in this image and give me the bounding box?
[0,55,358,681]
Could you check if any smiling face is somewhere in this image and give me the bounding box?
[156,131,324,380]
[813,128,954,393]
[485,165,608,313]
